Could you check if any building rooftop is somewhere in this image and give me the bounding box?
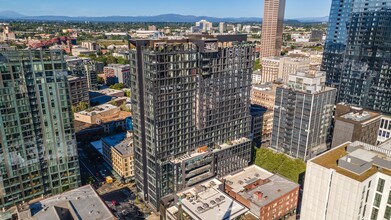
[77,103,117,116]
[222,165,299,217]
[102,132,133,156]
[25,185,114,220]
[340,110,380,123]
[90,140,103,154]
[312,141,391,182]
[91,88,125,97]
[170,179,248,220]
[223,165,274,193]
[216,137,251,152]
[100,111,131,124]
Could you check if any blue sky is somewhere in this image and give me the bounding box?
[0,0,332,18]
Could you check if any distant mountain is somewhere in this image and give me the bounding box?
[0,11,327,23]
[0,10,25,18]
[295,16,329,23]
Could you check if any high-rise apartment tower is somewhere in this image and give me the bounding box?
[130,35,255,209]
[322,0,391,114]
[0,50,81,209]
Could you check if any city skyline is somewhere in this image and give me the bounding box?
[0,0,332,19]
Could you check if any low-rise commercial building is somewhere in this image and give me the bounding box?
[15,185,114,220]
[162,179,249,220]
[102,132,134,181]
[74,103,131,135]
[222,165,299,220]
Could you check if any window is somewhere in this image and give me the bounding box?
[374,193,382,207]
[388,191,391,205]
[377,178,385,193]
[370,208,378,220]
[385,206,391,220]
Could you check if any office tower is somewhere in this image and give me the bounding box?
[219,22,226,34]
[130,35,255,209]
[301,140,391,220]
[271,70,336,160]
[331,104,381,148]
[0,50,81,209]
[260,0,286,58]
[322,0,391,114]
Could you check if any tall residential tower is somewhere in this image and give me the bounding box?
[260,0,286,58]
[130,35,255,209]
[271,70,336,160]
[0,50,81,209]
[322,0,391,114]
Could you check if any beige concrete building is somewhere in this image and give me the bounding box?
[260,0,286,58]
[102,132,134,181]
[251,84,276,110]
[74,103,120,124]
[262,110,274,145]
[280,57,310,83]
[74,103,131,134]
[261,57,281,83]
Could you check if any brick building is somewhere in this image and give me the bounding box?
[222,165,299,220]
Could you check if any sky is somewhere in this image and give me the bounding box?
[0,0,332,18]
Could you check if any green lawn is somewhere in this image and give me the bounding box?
[254,148,306,183]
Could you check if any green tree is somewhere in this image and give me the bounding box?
[124,90,131,97]
[106,55,118,64]
[97,76,105,84]
[86,176,94,184]
[120,103,131,112]
[254,148,306,183]
[253,59,261,71]
[71,101,89,113]
[117,57,130,65]
[109,83,124,90]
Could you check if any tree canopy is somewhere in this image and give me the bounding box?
[254,148,306,183]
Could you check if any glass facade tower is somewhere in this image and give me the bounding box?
[322,0,391,114]
[0,50,81,209]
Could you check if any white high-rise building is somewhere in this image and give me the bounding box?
[195,20,213,33]
[219,22,226,33]
[301,140,391,220]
